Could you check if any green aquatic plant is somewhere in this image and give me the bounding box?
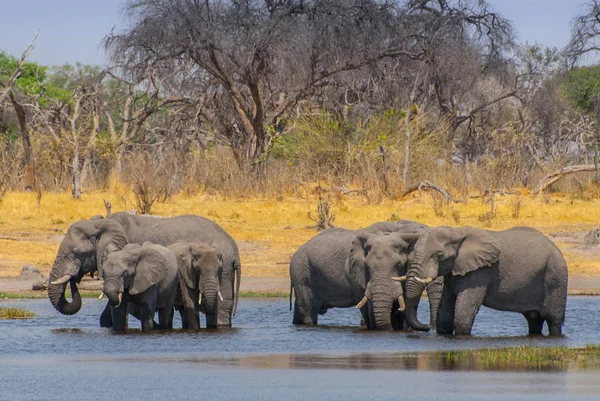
[0,307,36,319]
[440,345,600,371]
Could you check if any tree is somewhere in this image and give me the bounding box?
[104,0,424,171]
[0,32,39,191]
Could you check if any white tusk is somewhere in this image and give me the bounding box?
[398,295,406,312]
[116,293,122,308]
[98,292,105,300]
[391,276,407,282]
[218,290,224,302]
[50,274,72,285]
[355,295,369,309]
[198,291,202,306]
[414,277,433,284]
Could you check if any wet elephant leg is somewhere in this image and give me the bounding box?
[359,305,371,329]
[110,300,129,332]
[523,311,544,335]
[437,279,456,335]
[100,302,113,328]
[293,285,317,325]
[453,284,487,336]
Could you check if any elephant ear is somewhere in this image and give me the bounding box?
[130,248,168,295]
[345,233,371,289]
[453,227,501,276]
[73,219,126,278]
[168,241,196,289]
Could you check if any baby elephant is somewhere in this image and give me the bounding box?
[168,241,223,329]
[100,242,178,331]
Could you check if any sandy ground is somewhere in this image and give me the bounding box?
[2,232,600,296]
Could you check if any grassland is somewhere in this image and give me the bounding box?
[0,188,599,279]
[0,307,36,319]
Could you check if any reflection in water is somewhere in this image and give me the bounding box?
[187,350,600,372]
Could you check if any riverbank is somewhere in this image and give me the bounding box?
[2,190,600,290]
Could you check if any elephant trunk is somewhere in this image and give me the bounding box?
[47,257,82,315]
[404,278,430,332]
[103,277,122,307]
[200,278,219,327]
[368,280,397,330]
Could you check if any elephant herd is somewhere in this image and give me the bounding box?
[48,212,568,336]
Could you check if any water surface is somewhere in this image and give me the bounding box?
[1,296,599,400]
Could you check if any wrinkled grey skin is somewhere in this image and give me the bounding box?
[100,242,178,331]
[107,212,241,327]
[47,219,128,316]
[290,220,442,330]
[404,226,568,336]
[168,241,223,329]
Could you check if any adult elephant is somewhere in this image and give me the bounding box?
[48,212,241,327]
[100,242,178,331]
[168,241,224,329]
[47,219,128,316]
[400,226,568,336]
[290,220,442,330]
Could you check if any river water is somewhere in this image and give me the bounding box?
[1,296,599,400]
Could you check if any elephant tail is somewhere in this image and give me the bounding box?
[289,282,293,312]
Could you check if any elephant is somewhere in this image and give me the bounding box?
[47,218,128,316]
[48,212,241,328]
[289,220,442,330]
[99,242,178,331]
[168,241,223,329]
[401,226,568,336]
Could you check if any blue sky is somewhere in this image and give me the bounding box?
[0,0,593,66]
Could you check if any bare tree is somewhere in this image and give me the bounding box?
[104,0,424,171]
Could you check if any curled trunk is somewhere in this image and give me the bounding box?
[47,258,82,315]
[404,278,430,332]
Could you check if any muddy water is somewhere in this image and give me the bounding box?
[1,297,599,400]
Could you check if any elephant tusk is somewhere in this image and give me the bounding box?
[98,292,105,300]
[414,277,433,284]
[355,295,369,309]
[50,274,72,285]
[116,293,122,308]
[391,276,407,282]
[218,290,224,302]
[398,295,406,312]
[198,291,202,306]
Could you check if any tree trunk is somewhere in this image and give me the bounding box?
[72,150,81,200]
[403,70,421,185]
[9,92,35,191]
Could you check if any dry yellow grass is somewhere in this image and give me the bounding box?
[0,188,599,278]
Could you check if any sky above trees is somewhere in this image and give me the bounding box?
[0,0,592,66]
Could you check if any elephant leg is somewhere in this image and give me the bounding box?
[100,302,113,328]
[523,311,544,335]
[436,279,456,335]
[139,302,156,331]
[359,305,371,329]
[158,306,174,330]
[292,286,318,325]
[391,308,404,331]
[546,318,563,336]
[205,313,218,329]
[110,300,129,332]
[453,283,487,336]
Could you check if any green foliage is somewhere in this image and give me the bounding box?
[563,64,600,114]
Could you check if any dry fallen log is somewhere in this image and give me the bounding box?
[403,180,463,204]
[533,164,598,195]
